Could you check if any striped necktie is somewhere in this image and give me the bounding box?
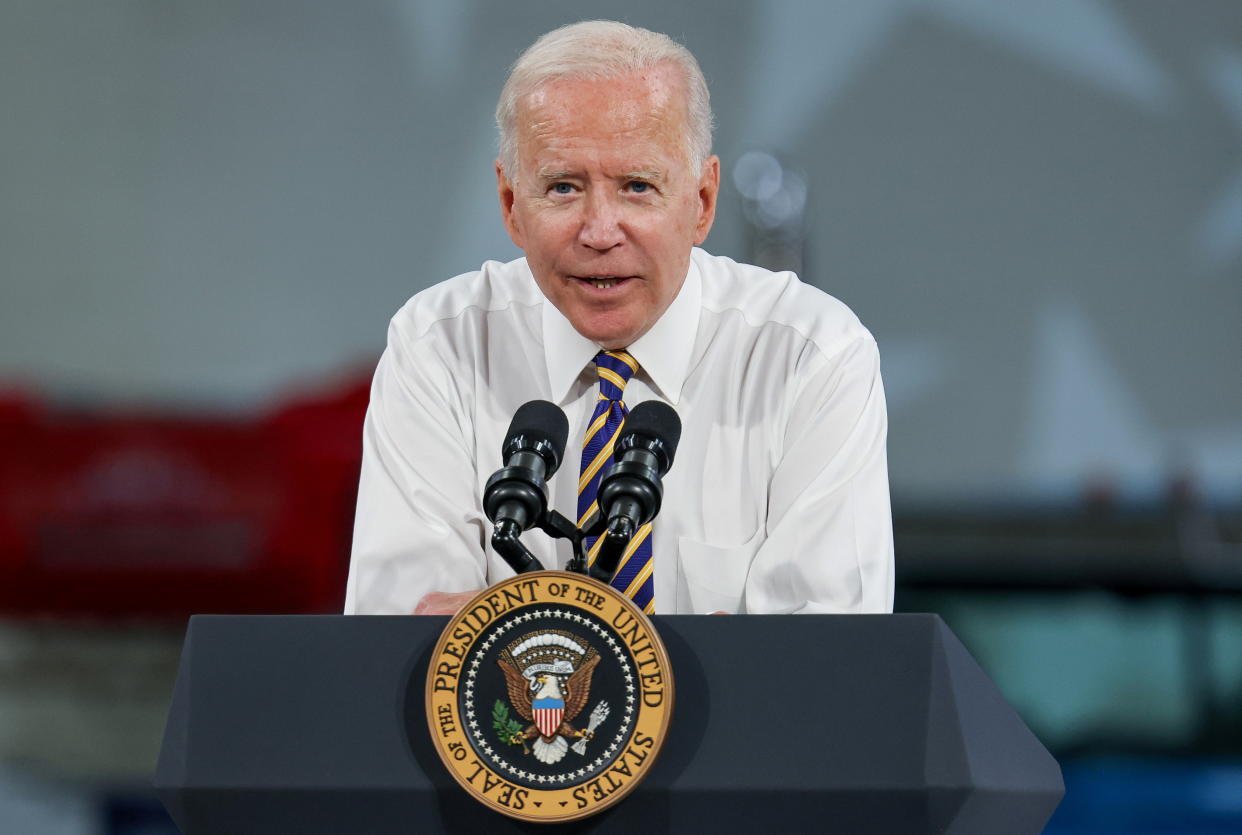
[577,350,655,614]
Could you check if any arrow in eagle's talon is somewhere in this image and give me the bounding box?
[571,701,611,755]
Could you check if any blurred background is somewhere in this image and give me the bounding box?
[2,0,1241,831]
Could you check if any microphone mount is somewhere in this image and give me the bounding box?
[483,401,572,575]
[482,400,678,583]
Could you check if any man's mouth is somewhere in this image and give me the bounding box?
[572,275,635,290]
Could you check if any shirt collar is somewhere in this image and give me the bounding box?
[542,253,701,406]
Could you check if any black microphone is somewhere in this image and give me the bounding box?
[483,400,569,574]
[590,401,681,583]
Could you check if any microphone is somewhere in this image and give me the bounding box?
[483,400,569,574]
[590,401,681,583]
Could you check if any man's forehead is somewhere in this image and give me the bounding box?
[515,74,688,175]
[516,72,687,146]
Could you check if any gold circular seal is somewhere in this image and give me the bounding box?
[425,571,674,822]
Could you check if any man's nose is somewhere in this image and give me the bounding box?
[577,191,625,251]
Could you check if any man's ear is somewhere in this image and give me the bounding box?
[693,155,721,245]
[496,160,525,249]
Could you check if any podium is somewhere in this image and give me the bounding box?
[155,614,1063,833]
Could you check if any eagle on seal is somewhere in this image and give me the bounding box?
[498,652,601,764]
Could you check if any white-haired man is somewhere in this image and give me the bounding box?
[345,21,894,616]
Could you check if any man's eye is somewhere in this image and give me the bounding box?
[551,183,574,195]
[628,181,651,193]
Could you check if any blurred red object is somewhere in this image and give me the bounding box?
[0,378,370,619]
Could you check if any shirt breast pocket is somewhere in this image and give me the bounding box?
[675,528,764,614]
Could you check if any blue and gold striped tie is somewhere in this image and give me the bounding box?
[577,350,655,614]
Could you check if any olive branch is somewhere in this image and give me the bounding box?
[492,700,526,747]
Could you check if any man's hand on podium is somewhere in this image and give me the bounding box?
[413,590,478,616]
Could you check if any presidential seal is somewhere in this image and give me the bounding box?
[425,571,673,822]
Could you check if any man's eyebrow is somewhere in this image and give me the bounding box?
[622,169,666,183]
[534,169,575,182]
[531,167,668,183]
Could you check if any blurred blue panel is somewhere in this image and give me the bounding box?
[1046,758,1242,834]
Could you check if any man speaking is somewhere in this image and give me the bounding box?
[344,21,893,616]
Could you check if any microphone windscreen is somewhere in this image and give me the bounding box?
[621,401,682,466]
[505,399,569,460]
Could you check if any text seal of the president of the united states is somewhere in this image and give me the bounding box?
[425,571,674,822]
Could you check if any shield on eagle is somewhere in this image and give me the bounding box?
[532,697,565,738]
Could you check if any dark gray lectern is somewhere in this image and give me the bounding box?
[155,615,1063,833]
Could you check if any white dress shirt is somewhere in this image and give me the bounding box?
[344,248,894,615]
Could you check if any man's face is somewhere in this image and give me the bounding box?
[497,66,720,349]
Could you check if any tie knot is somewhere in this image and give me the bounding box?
[594,350,637,400]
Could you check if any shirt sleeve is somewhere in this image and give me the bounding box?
[343,316,489,614]
[743,335,895,614]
